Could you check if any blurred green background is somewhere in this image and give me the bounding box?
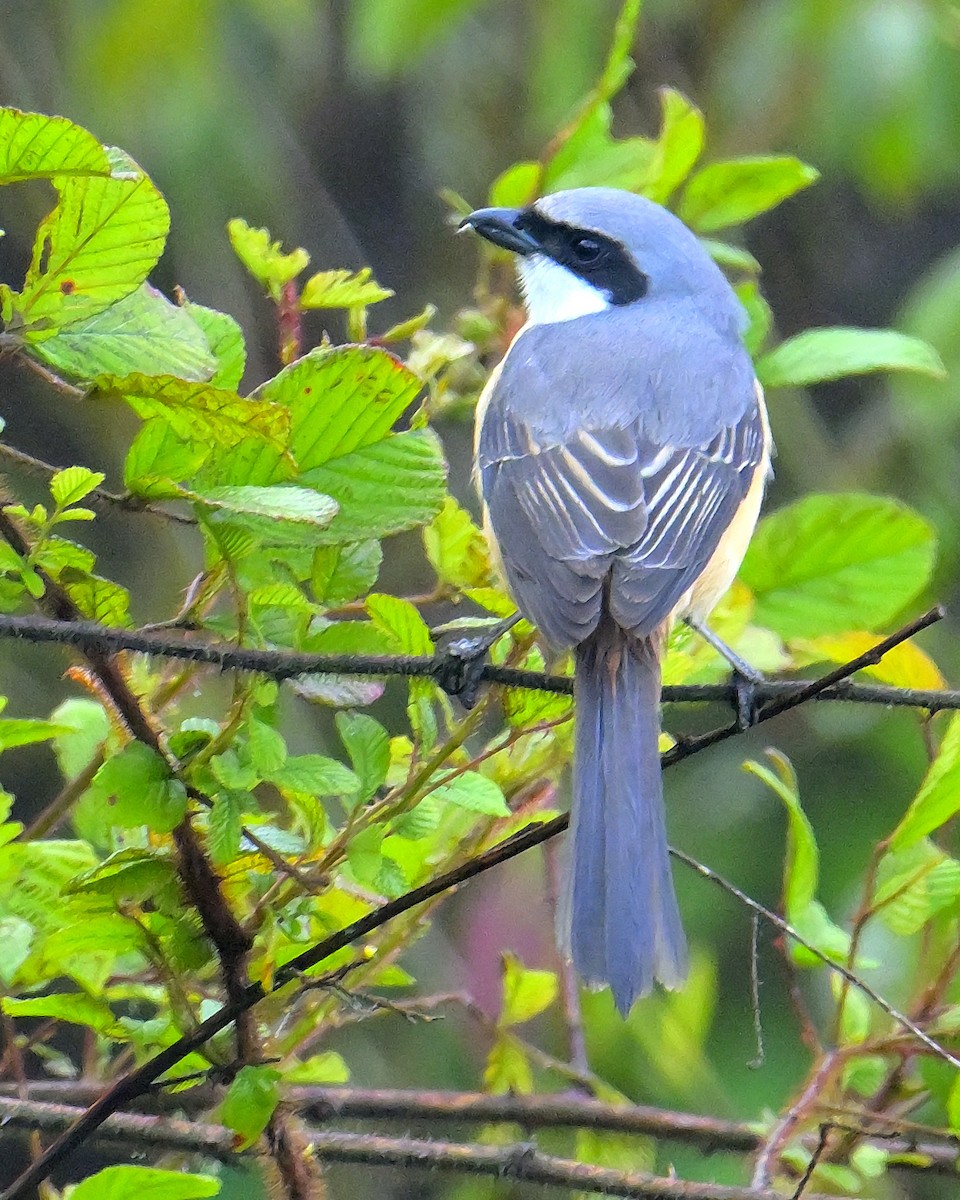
[2,1,960,1196]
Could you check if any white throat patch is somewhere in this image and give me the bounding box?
[517,255,611,326]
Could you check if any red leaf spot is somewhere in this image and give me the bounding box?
[303,387,312,395]
[60,279,76,294]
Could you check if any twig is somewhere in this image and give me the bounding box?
[0,609,954,710]
[0,1096,830,1200]
[750,1049,841,1188]
[0,442,195,525]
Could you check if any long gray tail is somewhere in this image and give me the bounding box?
[565,620,688,1015]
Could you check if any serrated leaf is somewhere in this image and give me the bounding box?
[27,284,218,382]
[60,571,132,627]
[366,593,433,655]
[68,851,176,902]
[300,267,393,309]
[311,540,382,606]
[207,791,243,867]
[336,711,390,803]
[0,917,33,987]
[268,754,360,799]
[89,742,187,833]
[756,328,946,388]
[874,840,960,935]
[70,1166,219,1200]
[423,497,490,589]
[50,466,105,508]
[346,824,384,885]
[183,301,245,389]
[680,156,819,233]
[0,108,111,183]
[739,494,936,639]
[3,992,122,1036]
[13,165,169,333]
[499,952,557,1027]
[431,770,509,816]
[91,372,289,452]
[227,218,309,300]
[891,714,960,850]
[124,419,211,496]
[247,718,287,775]
[192,485,338,532]
[200,345,443,542]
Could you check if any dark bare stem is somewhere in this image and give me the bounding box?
[544,840,589,1077]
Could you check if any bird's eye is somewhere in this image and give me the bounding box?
[570,235,602,263]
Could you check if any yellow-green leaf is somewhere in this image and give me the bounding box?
[890,714,960,850]
[0,108,111,184]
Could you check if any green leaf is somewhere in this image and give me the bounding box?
[61,571,132,627]
[207,791,243,867]
[0,109,111,183]
[679,156,819,233]
[890,714,960,850]
[336,712,390,803]
[0,917,33,987]
[192,485,338,532]
[347,824,385,886]
[431,770,509,816]
[300,267,393,310]
[51,697,109,777]
[124,419,211,497]
[268,754,360,799]
[285,1051,350,1084]
[545,103,655,193]
[744,750,850,966]
[756,328,946,388]
[423,497,490,589]
[89,742,187,833]
[12,163,169,333]
[488,161,542,208]
[69,1166,219,1200]
[701,239,761,274]
[641,88,705,205]
[91,372,290,452]
[26,284,218,382]
[874,840,960,935]
[734,280,773,357]
[739,493,936,639]
[499,952,558,1027]
[247,718,288,775]
[0,709,71,753]
[311,541,382,606]
[67,849,177,903]
[183,301,246,389]
[366,593,434,654]
[227,218,309,300]
[204,345,444,542]
[50,466,105,508]
[220,1063,282,1148]
[3,992,122,1036]
[483,1031,532,1094]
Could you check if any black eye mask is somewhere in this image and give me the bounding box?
[514,209,649,305]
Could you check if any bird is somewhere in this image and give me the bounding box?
[460,187,772,1015]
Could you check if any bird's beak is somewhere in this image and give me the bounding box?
[458,207,540,257]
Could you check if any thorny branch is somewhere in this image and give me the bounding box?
[0,1096,836,1200]
[0,607,953,711]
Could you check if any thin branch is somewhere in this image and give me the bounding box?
[0,1096,826,1200]
[0,609,954,711]
[0,442,195,525]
